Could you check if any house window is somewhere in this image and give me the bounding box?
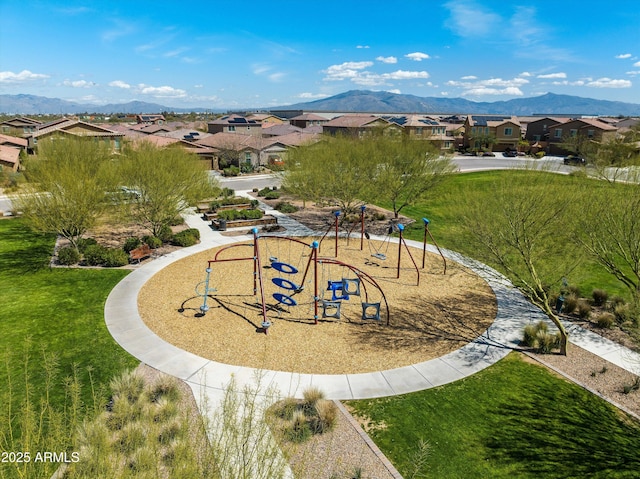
[570,129,577,137]
[471,127,476,134]
[587,129,594,138]
[228,125,236,132]
[533,135,541,141]
[244,152,251,163]
[485,127,489,135]
[504,127,513,136]
[416,127,423,135]
[554,129,563,138]
[444,141,452,148]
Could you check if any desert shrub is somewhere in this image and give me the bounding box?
[596,312,615,329]
[123,236,142,253]
[274,201,298,213]
[272,397,299,420]
[257,186,272,197]
[264,190,281,200]
[171,229,199,247]
[302,386,325,409]
[157,225,173,243]
[311,399,338,434]
[577,299,592,319]
[285,410,312,443]
[169,216,184,226]
[217,209,264,221]
[373,212,387,221]
[143,235,162,249]
[623,377,640,394]
[592,289,609,307]
[567,284,581,297]
[252,187,259,192]
[223,166,240,177]
[221,187,235,197]
[57,246,81,265]
[521,321,560,353]
[535,151,545,158]
[83,244,128,267]
[563,294,578,314]
[240,163,254,174]
[76,237,98,253]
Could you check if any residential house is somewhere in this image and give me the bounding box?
[386,115,462,151]
[246,113,285,126]
[289,113,329,129]
[26,118,124,153]
[207,114,262,136]
[135,114,166,125]
[546,117,618,155]
[464,115,521,152]
[262,124,303,138]
[0,145,21,172]
[0,134,28,150]
[322,114,401,137]
[0,117,42,135]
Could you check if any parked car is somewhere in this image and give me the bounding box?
[563,155,586,166]
[482,151,495,157]
[503,150,517,157]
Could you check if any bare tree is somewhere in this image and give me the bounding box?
[458,170,581,355]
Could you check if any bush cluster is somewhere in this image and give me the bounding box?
[522,321,562,354]
[123,236,142,253]
[217,209,264,221]
[84,244,129,267]
[223,166,240,177]
[274,201,298,213]
[270,387,338,444]
[57,246,81,265]
[171,228,200,247]
[142,235,162,249]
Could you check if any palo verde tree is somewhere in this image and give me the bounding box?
[369,135,455,218]
[282,135,375,215]
[15,135,115,249]
[117,141,219,237]
[575,182,640,308]
[458,169,582,355]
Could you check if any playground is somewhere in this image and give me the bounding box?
[138,227,497,375]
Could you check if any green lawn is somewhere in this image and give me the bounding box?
[347,353,640,479]
[388,170,631,300]
[0,218,138,470]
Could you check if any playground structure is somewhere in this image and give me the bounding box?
[196,209,448,334]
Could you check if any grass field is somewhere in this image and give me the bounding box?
[394,170,630,300]
[0,218,138,478]
[347,353,640,479]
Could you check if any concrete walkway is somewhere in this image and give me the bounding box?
[104,201,640,402]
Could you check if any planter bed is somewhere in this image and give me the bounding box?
[202,203,254,221]
[212,215,277,230]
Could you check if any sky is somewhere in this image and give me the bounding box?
[1,0,639,109]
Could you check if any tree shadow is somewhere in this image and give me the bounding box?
[350,290,497,353]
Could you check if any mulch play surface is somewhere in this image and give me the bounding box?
[138,235,497,375]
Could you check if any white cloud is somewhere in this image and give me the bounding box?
[405,52,430,61]
[444,1,501,37]
[387,89,402,94]
[268,72,286,82]
[109,80,131,89]
[461,75,477,80]
[383,70,429,80]
[616,53,632,59]
[446,76,529,97]
[519,71,533,77]
[323,61,374,81]
[634,61,640,67]
[297,92,329,99]
[626,71,640,76]
[138,84,187,98]
[0,69,49,83]
[551,80,585,86]
[376,56,398,64]
[586,78,632,88]
[537,72,567,79]
[62,79,96,88]
[356,45,370,49]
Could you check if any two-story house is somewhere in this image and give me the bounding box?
[207,114,263,136]
[25,118,124,154]
[464,115,521,152]
[322,114,401,137]
[546,117,618,155]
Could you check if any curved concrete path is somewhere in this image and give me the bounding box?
[104,205,640,401]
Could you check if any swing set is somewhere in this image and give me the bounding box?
[198,228,390,334]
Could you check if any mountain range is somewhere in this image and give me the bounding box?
[1,90,639,116]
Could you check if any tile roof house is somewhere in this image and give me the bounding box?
[0,144,21,172]
[0,134,28,149]
[289,113,329,129]
[546,117,618,155]
[207,115,263,136]
[385,115,463,151]
[26,118,124,153]
[0,117,43,134]
[322,114,401,137]
[261,123,303,137]
[136,114,166,125]
[464,115,521,152]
